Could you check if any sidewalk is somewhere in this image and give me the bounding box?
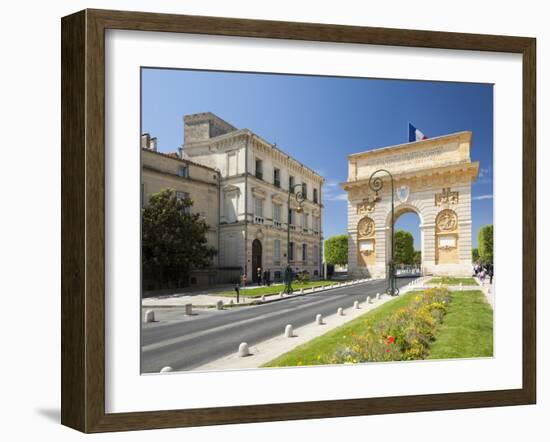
[142,278,372,308]
[418,277,494,308]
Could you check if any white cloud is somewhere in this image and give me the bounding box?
[478,167,491,179]
[472,194,493,200]
[324,193,348,202]
[324,179,341,188]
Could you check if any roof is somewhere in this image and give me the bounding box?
[141,147,219,173]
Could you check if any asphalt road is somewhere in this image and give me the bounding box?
[141,277,417,372]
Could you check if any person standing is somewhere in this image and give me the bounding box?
[257,267,262,286]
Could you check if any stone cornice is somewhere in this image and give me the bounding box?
[142,165,217,187]
[183,130,324,185]
[347,131,472,160]
[341,161,479,191]
[248,133,324,184]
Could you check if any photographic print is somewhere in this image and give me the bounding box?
[140,68,494,374]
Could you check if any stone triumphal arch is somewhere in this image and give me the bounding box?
[342,131,479,278]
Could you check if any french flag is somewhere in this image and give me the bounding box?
[408,123,428,142]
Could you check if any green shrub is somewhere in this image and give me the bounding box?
[295,272,311,283]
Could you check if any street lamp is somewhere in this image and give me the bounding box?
[284,183,306,294]
[368,169,399,296]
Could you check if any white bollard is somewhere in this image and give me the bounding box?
[300,288,304,294]
[366,295,371,304]
[185,303,193,315]
[160,366,174,373]
[216,300,223,310]
[337,307,344,316]
[144,310,155,323]
[261,295,266,302]
[316,314,323,325]
[229,299,234,305]
[376,293,381,300]
[285,324,294,338]
[238,342,250,357]
[280,291,284,298]
[353,300,360,309]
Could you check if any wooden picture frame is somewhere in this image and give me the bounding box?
[61,8,536,433]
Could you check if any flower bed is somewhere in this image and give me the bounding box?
[325,288,452,364]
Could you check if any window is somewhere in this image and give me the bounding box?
[273,203,281,227]
[254,197,264,223]
[178,165,189,178]
[176,191,191,214]
[288,208,294,225]
[289,242,295,261]
[224,235,237,266]
[225,193,237,223]
[274,168,281,187]
[255,158,263,180]
[302,182,308,199]
[289,175,295,193]
[313,188,318,203]
[303,213,309,231]
[313,216,320,233]
[302,244,307,262]
[274,239,281,264]
[313,244,319,265]
[227,152,237,176]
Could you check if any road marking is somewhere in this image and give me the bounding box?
[142,281,386,353]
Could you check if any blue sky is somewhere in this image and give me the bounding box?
[142,68,493,249]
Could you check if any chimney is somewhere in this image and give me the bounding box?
[140,133,157,151]
[183,112,237,144]
[141,133,150,149]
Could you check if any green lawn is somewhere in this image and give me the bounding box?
[428,277,477,285]
[217,280,338,298]
[263,291,417,367]
[264,289,493,367]
[428,290,493,359]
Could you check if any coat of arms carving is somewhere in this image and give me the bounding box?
[357,195,377,216]
[435,187,459,206]
[397,185,410,203]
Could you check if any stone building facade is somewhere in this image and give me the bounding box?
[180,113,324,283]
[141,134,221,286]
[141,112,324,286]
[342,132,479,278]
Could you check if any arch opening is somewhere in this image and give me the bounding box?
[388,205,422,277]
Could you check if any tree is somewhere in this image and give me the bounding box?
[478,225,493,264]
[472,248,480,263]
[394,230,415,265]
[413,250,422,266]
[142,189,216,288]
[324,234,348,266]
